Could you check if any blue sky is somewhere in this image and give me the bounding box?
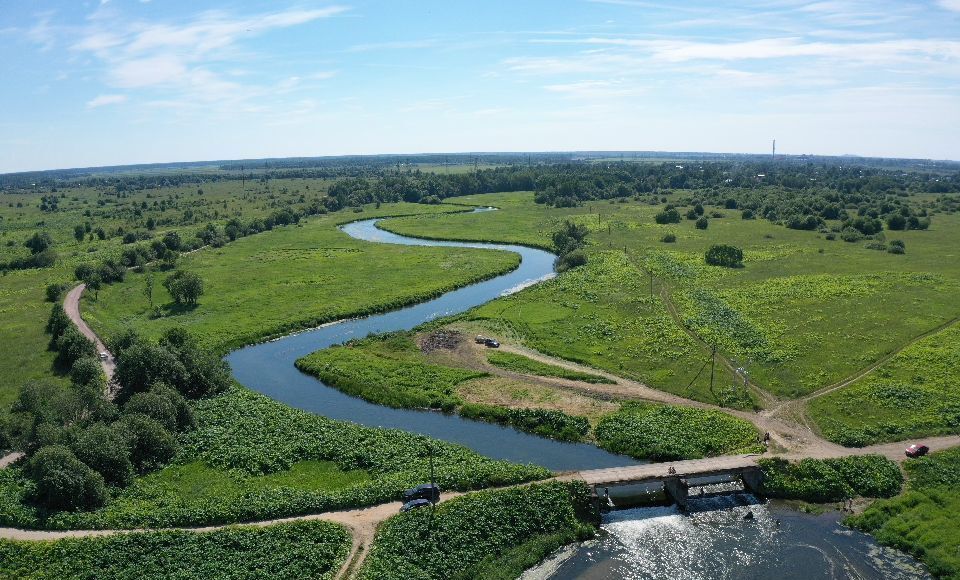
[2,0,959,172]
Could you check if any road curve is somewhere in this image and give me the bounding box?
[64,283,116,387]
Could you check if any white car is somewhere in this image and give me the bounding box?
[99,352,109,361]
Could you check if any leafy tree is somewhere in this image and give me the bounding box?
[124,391,179,432]
[660,233,677,243]
[162,231,182,251]
[741,209,755,220]
[45,282,70,303]
[886,214,907,230]
[695,217,709,230]
[654,209,681,224]
[705,244,743,268]
[74,263,95,282]
[24,232,53,254]
[115,341,189,398]
[73,224,86,242]
[85,273,102,300]
[70,357,104,390]
[25,445,107,511]
[163,270,204,305]
[45,304,71,340]
[551,221,589,256]
[69,423,133,487]
[116,414,177,472]
[55,326,97,369]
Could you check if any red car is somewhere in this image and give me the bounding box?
[905,444,929,458]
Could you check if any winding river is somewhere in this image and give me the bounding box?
[227,208,929,578]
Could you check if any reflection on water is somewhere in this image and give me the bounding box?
[549,486,929,580]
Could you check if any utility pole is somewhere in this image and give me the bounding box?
[709,343,717,394]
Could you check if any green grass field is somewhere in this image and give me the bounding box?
[380,191,960,420]
[0,520,351,580]
[81,203,517,352]
[809,323,960,446]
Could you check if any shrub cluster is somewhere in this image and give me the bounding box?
[758,455,902,502]
[460,404,590,442]
[552,220,590,272]
[594,402,762,461]
[360,481,595,580]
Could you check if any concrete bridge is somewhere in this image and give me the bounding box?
[576,454,763,510]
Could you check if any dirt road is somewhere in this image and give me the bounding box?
[64,283,116,389]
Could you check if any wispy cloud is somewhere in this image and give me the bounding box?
[70,6,349,110]
[86,94,127,108]
[939,0,960,12]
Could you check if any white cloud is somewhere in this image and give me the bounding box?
[86,94,128,108]
[939,0,960,11]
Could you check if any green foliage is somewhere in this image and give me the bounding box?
[705,244,743,267]
[0,520,351,580]
[655,208,681,224]
[53,326,96,370]
[459,404,590,442]
[25,446,107,511]
[360,482,594,580]
[758,455,902,502]
[115,328,230,400]
[660,233,677,243]
[116,414,177,473]
[810,324,960,446]
[594,402,762,461]
[69,423,134,487]
[848,448,960,579]
[44,282,71,303]
[163,270,204,306]
[695,216,709,230]
[296,335,485,411]
[486,351,614,384]
[68,357,104,390]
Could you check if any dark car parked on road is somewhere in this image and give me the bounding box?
[403,483,441,503]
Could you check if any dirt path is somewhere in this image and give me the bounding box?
[0,452,23,468]
[64,283,116,390]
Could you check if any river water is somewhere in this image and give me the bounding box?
[540,483,929,579]
[227,209,929,578]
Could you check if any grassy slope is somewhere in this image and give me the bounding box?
[381,192,960,404]
[82,203,518,352]
[809,323,960,446]
[849,447,960,579]
[0,520,351,580]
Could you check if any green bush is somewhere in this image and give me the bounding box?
[655,208,682,224]
[0,520,351,580]
[594,402,761,461]
[360,482,594,580]
[69,423,134,487]
[25,446,107,511]
[758,455,902,502]
[660,233,677,243]
[460,404,589,442]
[116,414,177,472]
[704,244,743,268]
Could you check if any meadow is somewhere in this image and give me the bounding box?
[0,520,351,580]
[83,203,516,353]
[381,191,960,420]
[485,351,614,384]
[809,323,960,446]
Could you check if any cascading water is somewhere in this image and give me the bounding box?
[535,485,930,580]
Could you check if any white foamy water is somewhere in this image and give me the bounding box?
[543,492,929,580]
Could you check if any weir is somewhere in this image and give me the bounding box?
[579,454,764,511]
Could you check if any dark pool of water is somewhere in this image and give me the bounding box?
[226,212,641,471]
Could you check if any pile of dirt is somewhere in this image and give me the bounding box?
[419,330,463,353]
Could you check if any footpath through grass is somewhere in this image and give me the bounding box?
[486,351,614,384]
[0,520,350,580]
[850,447,960,579]
[809,323,960,446]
